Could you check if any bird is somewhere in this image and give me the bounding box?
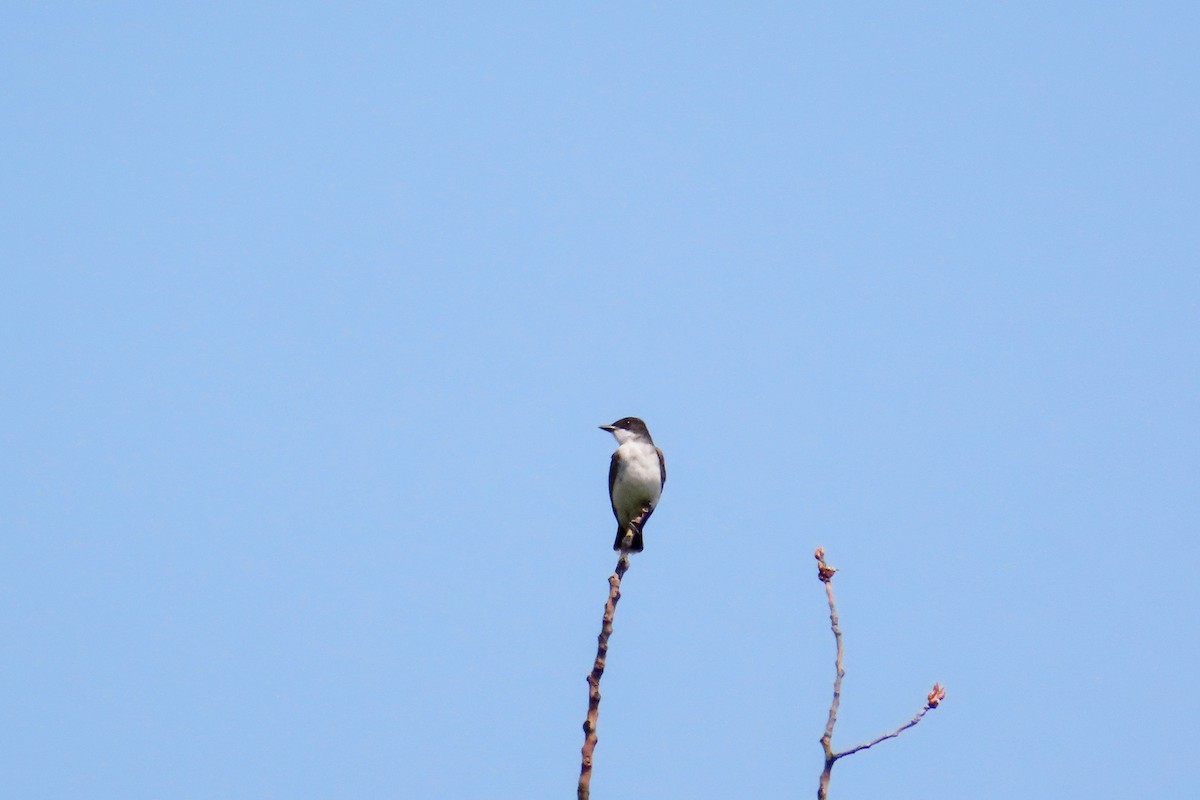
[599,417,666,553]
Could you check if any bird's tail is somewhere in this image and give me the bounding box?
[613,525,644,553]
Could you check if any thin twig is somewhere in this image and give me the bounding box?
[836,693,942,759]
[814,547,945,800]
[579,516,644,800]
[578,551,628,800]
[815,547,843,800]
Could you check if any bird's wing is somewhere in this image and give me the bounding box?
[656,447,666,490]
[608,451,620,520]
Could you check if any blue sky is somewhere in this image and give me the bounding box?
[3,3,1197,798]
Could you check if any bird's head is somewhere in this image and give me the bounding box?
[599,416,652,444]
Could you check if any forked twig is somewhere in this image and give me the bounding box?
[815,547,945,800]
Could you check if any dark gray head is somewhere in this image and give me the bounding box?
[599,416,653,444]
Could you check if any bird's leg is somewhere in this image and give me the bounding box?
[631,505,652,531]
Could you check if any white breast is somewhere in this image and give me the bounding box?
[613,441,663,510]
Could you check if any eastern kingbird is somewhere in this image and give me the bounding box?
[600,417,666,553]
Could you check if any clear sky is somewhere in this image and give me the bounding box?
[3,4,1197,798]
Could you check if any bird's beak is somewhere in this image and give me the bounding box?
[599,425,615,432]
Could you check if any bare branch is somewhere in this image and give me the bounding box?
[815,547,843,800]
[578,508,653,799]
[814,547,944,799]
[578,549,631,800]
[836,684,945,758]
